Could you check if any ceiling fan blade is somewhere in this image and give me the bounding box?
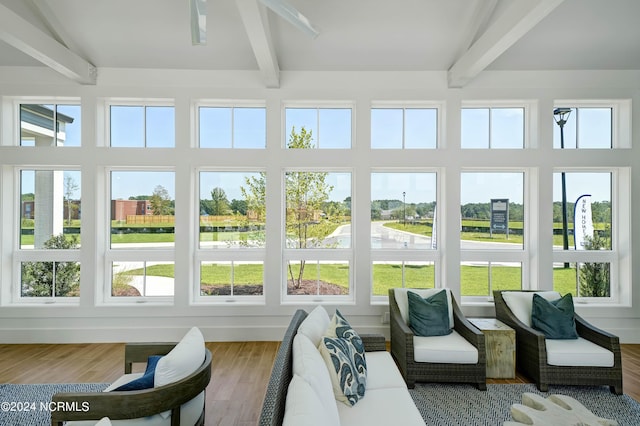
[258,0,319,38]
[190,0,207,45]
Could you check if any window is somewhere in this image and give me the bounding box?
[461,107,524,149]
[110,104,175,147]
[371,107,438,149]
[17,169,81,300]
[371,172,438,297]
[196,171,266,300]
[284,170,352,298]
[107,170,175,300]
[199,105,266,148]
[552,171,614,298]
[20,104,81,147]
[284,106,352,148]
[460,172,525,297]
[553,107,612,149]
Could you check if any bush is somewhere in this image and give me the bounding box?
[21,234,80,297]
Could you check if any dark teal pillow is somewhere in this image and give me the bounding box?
[531,293,578,339]
[407,290,452,337]
[114,355,163,391]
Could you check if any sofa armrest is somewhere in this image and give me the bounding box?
[124,342,178,373]
[360,333,386,352]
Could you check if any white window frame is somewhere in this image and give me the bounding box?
[282,101,355,149]
[103,98,175,148]
[460,100,535,149]
[194,99,267,149]
[370,101,444,149]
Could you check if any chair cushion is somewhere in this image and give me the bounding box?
[393,288,454,329]
[283,375,336,426]
[297,305,331,347]
[292,334,340,425]
[546,337,615,367]
[114,355,163,391]
[412,330,479,364]
[531,293,578,339]
[501,291,561,327]
[407,290,452,337]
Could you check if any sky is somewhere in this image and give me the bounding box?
[22,105,613,204]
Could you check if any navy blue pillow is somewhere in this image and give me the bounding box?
[407,290,452,337]
[531,293,578,339]
[114,355,163,391]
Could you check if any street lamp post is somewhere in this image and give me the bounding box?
[554,107,572,268]
[402,192,406,226]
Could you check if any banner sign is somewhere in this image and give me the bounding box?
[574,194,593,250]
[490,198,509,237]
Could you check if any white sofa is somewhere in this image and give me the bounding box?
[259,307,426,426]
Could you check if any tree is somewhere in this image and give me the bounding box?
[149,185,173,215]
[64,175,79,225]
[579,231,610,297]
[210,187,230,216]
[21,234,80,297]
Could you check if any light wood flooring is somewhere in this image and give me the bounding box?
[0,342,638,425]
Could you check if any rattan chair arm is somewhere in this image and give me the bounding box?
[360,333,387,352]
[575,314,620,350]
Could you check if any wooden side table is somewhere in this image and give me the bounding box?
[468,317,516,379]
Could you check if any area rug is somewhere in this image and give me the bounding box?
[0,383,108,426]
[409,383,640,426]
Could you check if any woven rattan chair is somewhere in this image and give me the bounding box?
[389,288,486,390]
[494,290,623,394]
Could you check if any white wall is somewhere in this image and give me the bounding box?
[0,67,638,343]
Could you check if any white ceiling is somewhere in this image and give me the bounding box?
[1,0,639,87]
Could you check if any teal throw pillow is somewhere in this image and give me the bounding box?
[407,290,452,337]
[114,355,163,391]
[531,293,578,339]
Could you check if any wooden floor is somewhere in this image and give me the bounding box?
[0,342,638,425]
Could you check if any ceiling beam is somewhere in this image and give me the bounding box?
[0,2,96,84]
[25,0,84,54]
[235,0,280,88]
[456,0,498,59]
[448,0,565,88]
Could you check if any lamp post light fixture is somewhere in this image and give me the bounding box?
[402,191,406,227]
[554,107,572,268]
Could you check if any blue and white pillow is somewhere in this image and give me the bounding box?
[319,310,367,406]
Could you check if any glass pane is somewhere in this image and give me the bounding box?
[285,108,317,148]
[553,262,611,297]
[110,171,175,248]
[20,170,81,249]
[199,171,266,248]
[285,108,351,149]
[199,107,232,148]
[371,108,402,149]
[460,262,521,296]
[405,108,437,149]
[552,172,611,250]
[491,108,524,148]
[200,261,264,296]
[372,261,435,296]
[285,172,351,249]
[110,106,144,147]
[20,104,81,147]
[461,108,489,148]
[21,261,80,297]
[234,108,266,148]
[286,260,349,296]
[371,172,436,249]
[553,108,612,149]
[460,172,524,249]
[146,106,175,148]
[318,108,351,148]
[112,261,174,297]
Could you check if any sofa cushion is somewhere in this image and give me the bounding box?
[336,388,425,426]
[531,293,578,339]
[501,291,561,327]
[297,305,331,347]
[283,374,336,426]
[362,351,407,390]
[114,355,163,391]
[394,288,454,329]
[546,337,615,367]
[407,290,452,337]
[413,330,479,364]
[292,333,340,425]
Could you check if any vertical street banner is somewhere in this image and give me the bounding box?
[574,194,593,250]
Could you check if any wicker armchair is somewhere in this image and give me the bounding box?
[494,290,622,394]
[389,288,486,390]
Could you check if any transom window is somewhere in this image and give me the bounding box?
[371,107,438,149]
[198,105,266,148]
[284,106,352,149]
[20,103,81,147]
[110,104,175,147]
[461,106,525,149]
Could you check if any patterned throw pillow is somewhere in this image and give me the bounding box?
[319,310,367,406]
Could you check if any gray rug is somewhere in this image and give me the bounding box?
[0,383,109,426]
[409,383,640,426]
